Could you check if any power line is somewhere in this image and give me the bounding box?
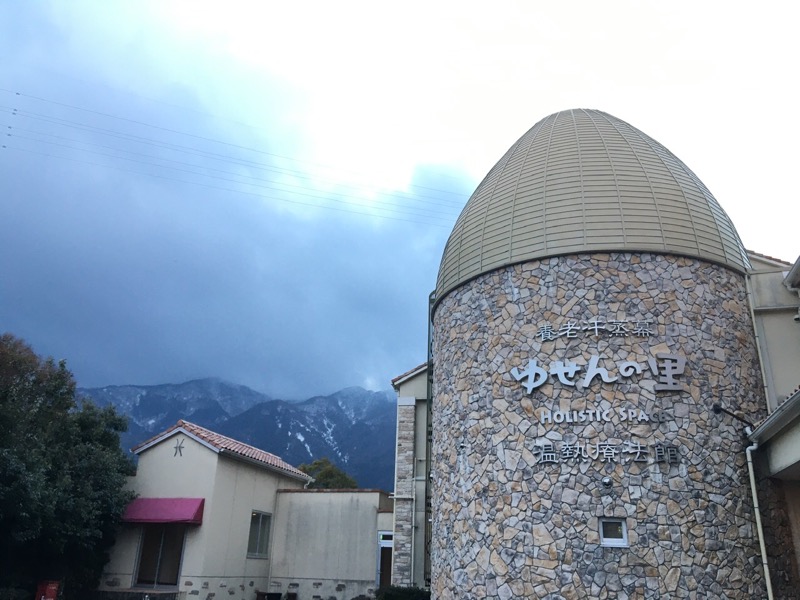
[4,119,466,217]
[0,86,476,228]
[2,144,455,228]
[4,131,460,223]
[0,103,469,221]
[0,88,473,201]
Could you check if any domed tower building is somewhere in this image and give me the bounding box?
[429,109,778,599]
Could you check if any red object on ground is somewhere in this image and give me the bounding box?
[35,580,59,600]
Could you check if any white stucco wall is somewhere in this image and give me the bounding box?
[100,433,220,589]
[195,450,305,594]
[100,526,141,589]
[100,431,305,600]
[270,490,391,599]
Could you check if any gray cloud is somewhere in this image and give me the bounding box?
[1,110,467,397]
[0,4,473,398]
[4,2,796,400]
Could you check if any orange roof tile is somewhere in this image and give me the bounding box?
[391,362,428,387]
[746,250,793,266]
[134,419,311,482]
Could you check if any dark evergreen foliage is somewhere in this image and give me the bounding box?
[0,334,135,599]
[375,586,431,600]
[298,457,358,489]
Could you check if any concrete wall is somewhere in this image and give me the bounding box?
[766,423,800,478]
[397,369,428,400]
[431,253,770,599]
[270,489,391,599]
[189,452,305,598]
[377,509,394,533]
[748,254,800,411]
[100,527,142,591]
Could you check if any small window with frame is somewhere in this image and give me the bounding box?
[247,511,271,558]
[599,518,628,547]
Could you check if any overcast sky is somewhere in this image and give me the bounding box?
[1,1,797,399]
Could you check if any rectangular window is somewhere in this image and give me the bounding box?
[247,512,271,558]
[599,518,628,547]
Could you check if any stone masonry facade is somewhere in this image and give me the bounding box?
[430,253,769,599]
[392,400,417,586]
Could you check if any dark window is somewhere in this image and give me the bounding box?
[599,518,628,547]
[247,512,271,558]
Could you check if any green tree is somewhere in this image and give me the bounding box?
[298,457,358,489]
[0,333,135,599]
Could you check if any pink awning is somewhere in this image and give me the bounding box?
[123,497,205,525]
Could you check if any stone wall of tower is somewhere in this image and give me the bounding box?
[430,253,769,600]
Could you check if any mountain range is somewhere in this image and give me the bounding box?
[79,378,397,491]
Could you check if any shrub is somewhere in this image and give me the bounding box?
[375,586,431,600]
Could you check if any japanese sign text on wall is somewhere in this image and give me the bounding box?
[513,315,686,467]
[537,318,654,340]
[532,438,680,465]
[512,352,686,393]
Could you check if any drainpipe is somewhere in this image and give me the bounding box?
[410,440,416,586]
[745,428,774,600]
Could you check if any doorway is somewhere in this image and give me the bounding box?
[136,524,186,587]
[377,531,393,588]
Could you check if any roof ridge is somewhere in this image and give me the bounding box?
[746,249,793,266]
[136,419,311,481]
[181,419,280,457]
[391,362,428,386]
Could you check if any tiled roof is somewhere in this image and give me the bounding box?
[391,362,428,387]
[746,250,793,266]
[133,420,311,482]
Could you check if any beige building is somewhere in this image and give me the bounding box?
[746,254,800,594]
[390,364,430,589]
[100,420,392,600]
[390,109,800,599]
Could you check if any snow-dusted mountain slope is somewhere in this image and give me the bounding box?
[80,379,397,491]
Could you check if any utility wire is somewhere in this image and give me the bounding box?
[1,87,474,227]
[3,133,459,223]
[1,104,469,220]
[3,144,455,228]
[0,88,472,201]
[5,120,465,217]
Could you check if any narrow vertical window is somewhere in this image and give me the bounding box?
[599,518,628,547]
[247,512,271,558]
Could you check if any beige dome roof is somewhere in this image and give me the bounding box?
[435,109,749,305]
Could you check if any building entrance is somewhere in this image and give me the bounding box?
[136,524,186,587]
